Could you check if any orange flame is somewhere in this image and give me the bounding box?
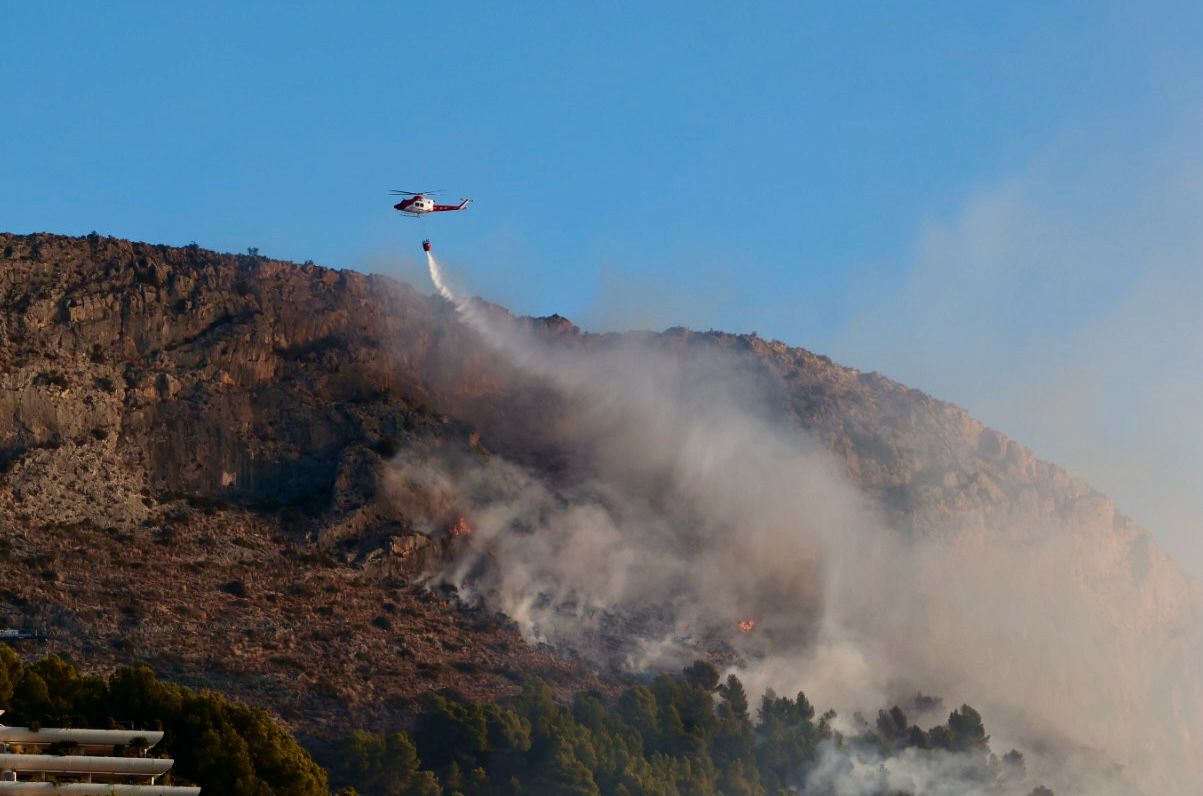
[737,619,758,633]
[450,517,472,537]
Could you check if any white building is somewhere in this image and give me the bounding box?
[0,715,199,795]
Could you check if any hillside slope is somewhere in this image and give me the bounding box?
[0,232,606,740]
[0,232,1198,787]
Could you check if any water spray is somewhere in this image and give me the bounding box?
[425,243,484,334]
[425,246,458,306]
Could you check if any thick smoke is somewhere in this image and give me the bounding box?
[394,252,1200,794]
[426,254,856,669]
[799,734,1130,796]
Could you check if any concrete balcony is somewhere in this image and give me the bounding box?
[0,729,165,756]
[0,784,199,794]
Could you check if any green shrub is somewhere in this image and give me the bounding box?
[0,649,325,795]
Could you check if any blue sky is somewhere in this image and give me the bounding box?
[3,2,1201,574]
[4,2,1171,307]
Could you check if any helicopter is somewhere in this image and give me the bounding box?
[391,189,472,216]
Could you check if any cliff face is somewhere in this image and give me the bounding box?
[0,232,606,740]
[0,233,1198,776]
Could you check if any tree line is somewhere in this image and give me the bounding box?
[0,647,1057,795]
[332,660,1055,796]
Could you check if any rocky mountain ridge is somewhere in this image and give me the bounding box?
[0,232,1197,779]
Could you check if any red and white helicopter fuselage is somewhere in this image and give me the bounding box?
[392,191,472,216]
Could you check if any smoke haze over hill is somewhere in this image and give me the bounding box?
[816,118,1203,584]
[411,251,1201,794]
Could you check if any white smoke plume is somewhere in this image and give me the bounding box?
[800,736,1128,796]
[398,251,1199,794]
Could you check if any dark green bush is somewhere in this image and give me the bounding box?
[0,648,326,795]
